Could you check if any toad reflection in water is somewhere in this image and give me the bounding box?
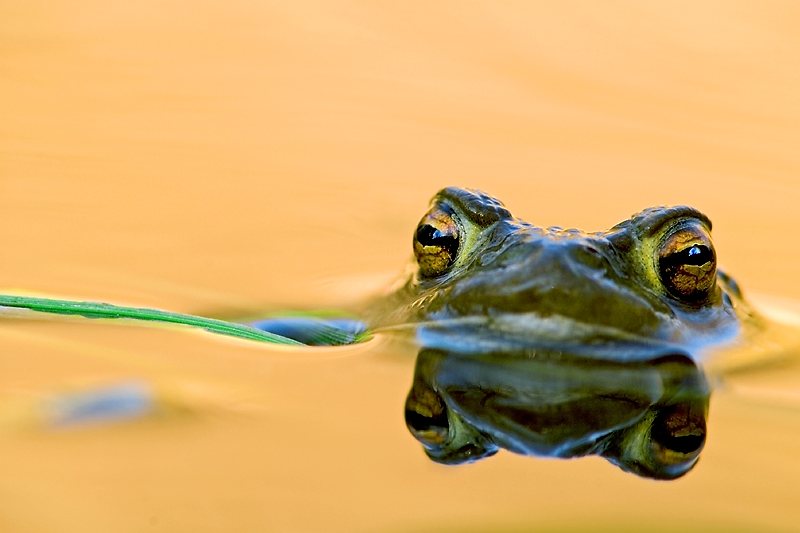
[404,347,709,480]
[365,187,761,479]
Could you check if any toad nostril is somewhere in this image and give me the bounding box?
[570,243,607,270]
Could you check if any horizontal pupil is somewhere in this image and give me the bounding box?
[678,245,712,266]
[416,224,455,247]
[659,245,713,276]
[405,408,449,433]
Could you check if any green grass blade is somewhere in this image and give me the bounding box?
[0,295,305,345]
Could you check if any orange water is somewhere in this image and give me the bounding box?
[2,2,800,531]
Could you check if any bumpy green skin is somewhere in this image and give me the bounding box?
[375,187,757,357]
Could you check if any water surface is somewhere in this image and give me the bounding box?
[2,2,800,531]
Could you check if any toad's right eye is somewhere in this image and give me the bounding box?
[656,224,716,303]
[413,206,460,278]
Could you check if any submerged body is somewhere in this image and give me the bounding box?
[365,187,762,479]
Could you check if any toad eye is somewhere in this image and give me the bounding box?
[649,403,706,467]
[657,226,716,302]
[413,206,460,278]
[405,388,450,447]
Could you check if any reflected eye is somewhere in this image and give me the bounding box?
[650,403,706,466]
[405,385,449,446]
[657,226,716,302]
[413,206,460,278]
[604,397,707,480]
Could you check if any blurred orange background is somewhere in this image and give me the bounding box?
[1,1,799,531]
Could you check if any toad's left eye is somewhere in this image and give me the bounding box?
[413,205,461,278]
[657,226,716,302]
